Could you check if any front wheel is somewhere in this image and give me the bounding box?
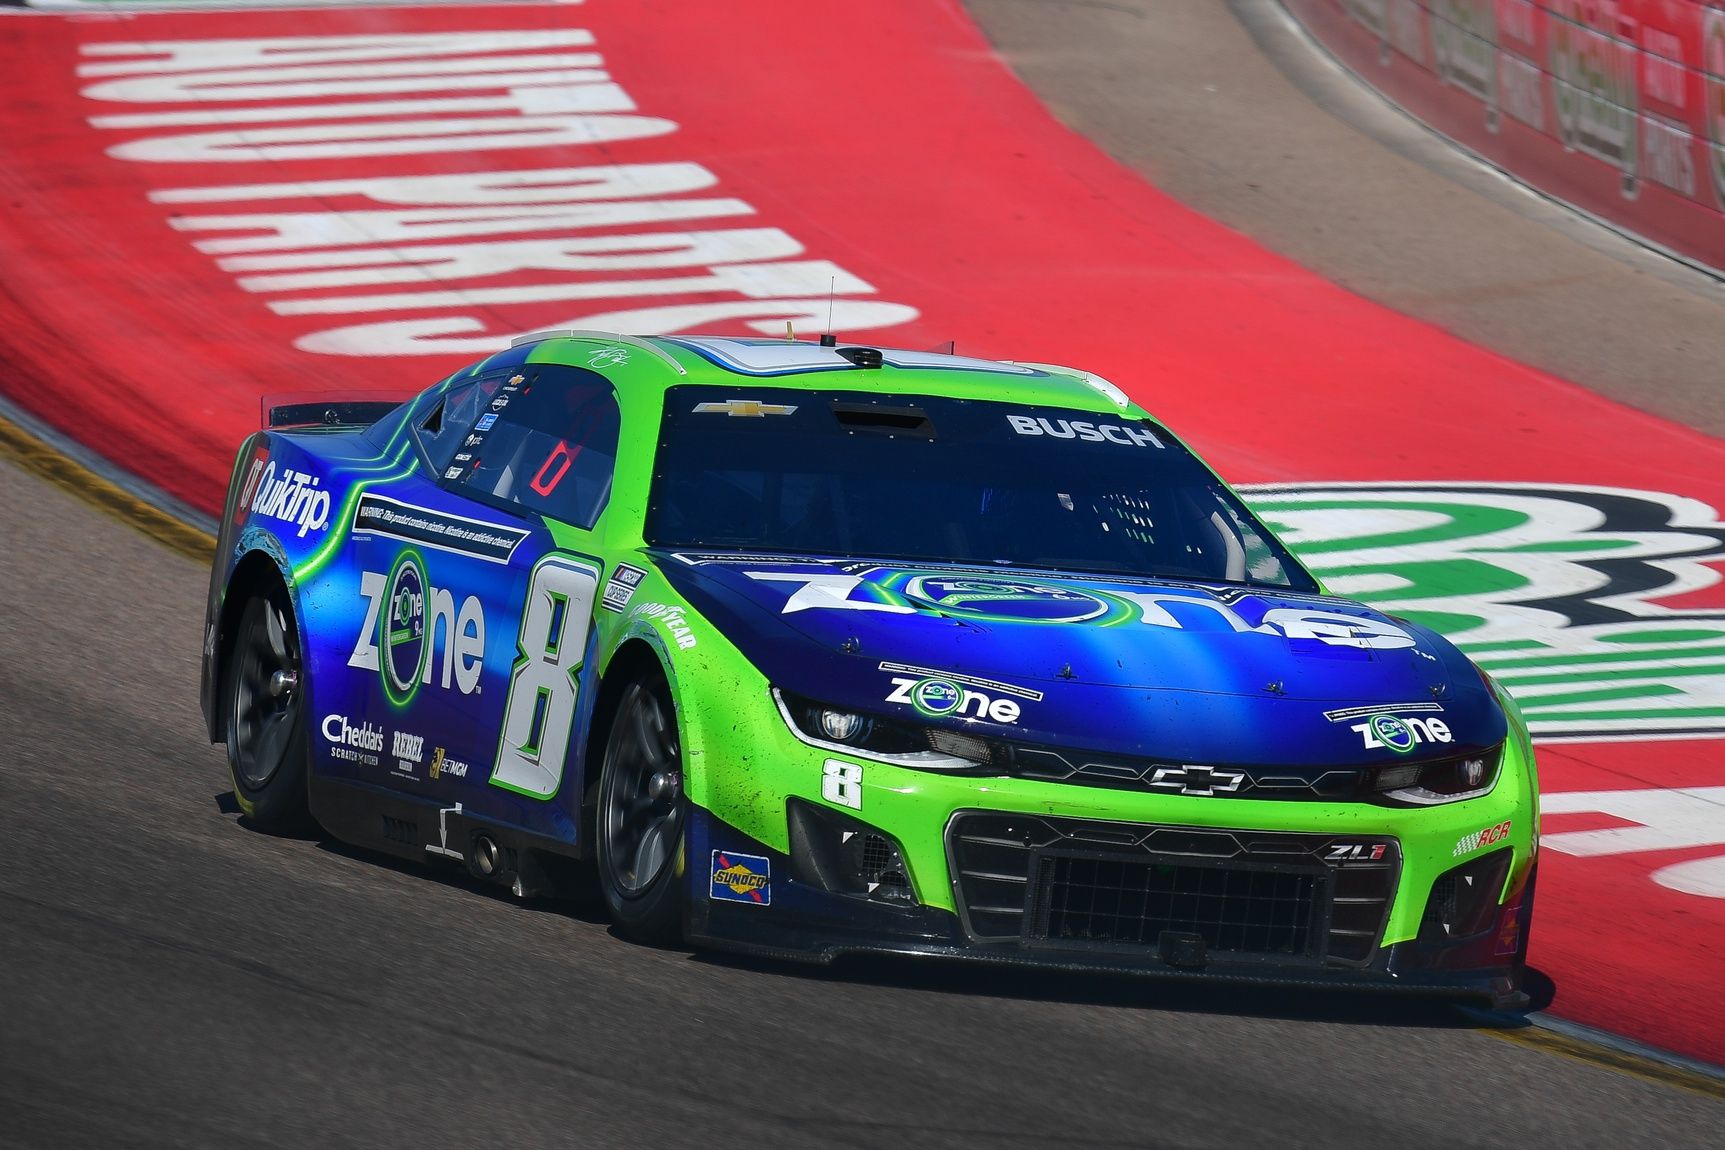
[224,590,311,831]
[596,677,686,944]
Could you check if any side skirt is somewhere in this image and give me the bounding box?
[308,772,588,898]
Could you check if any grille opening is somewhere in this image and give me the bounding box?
[1033,855,1320,957]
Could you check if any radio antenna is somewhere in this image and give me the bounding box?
[826,276,835,340]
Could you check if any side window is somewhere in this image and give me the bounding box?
[442,364,621,530]
[414,377,504,473]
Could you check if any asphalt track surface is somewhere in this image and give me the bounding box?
[2,4,1724,1149]
[1,453,1720,1150]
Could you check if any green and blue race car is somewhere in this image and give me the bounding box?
[201,331,1538,1004]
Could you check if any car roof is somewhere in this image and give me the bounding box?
[489,329,1149,419]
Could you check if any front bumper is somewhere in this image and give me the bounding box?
[686,802,1536,1009]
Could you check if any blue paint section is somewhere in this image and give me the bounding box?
[658,552,1505,768]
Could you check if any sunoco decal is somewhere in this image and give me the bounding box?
[710,851,771,905]
[352,493,528,563]
[1247,482,1725,740]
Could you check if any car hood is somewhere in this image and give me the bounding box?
[654,551,1505,768]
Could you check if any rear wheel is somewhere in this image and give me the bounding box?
[596,677,686,943]
[225,590,311,831]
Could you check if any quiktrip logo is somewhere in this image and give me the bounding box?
[249,460,331,537]
[710,851,771,904]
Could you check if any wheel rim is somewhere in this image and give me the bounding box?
[601,684,684,897]
[231,600,301,791]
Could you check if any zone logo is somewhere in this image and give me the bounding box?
[886,677,1023,724]
[349,555,487,703]
[1351,713,1452,753]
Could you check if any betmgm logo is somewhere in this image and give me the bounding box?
[349,551,486,706]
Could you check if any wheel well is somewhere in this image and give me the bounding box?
[212,551,291,741]
[579,639,668,851]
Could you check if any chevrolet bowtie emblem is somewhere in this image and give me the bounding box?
[1148,765,1246,796]
[692,400,799,417]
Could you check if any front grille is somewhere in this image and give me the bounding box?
[1034,855,1320,956]
[948,813,1399,965]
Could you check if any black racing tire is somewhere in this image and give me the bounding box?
[224,588,312,832]
[595,674,687,944]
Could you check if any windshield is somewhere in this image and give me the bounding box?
[645,387,1315,590]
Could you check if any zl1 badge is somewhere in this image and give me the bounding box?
[711,851,771,905]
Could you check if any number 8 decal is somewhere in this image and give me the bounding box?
[491,555,599,799]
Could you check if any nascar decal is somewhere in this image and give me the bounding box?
[746,569,1415,648]
[711,851,771,905]
[351,494,528,563]
[1247,483,1725,739]
[880,660,1042,725]
[601,563,648,612]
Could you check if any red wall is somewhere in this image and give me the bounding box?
[1284,0,1725,270]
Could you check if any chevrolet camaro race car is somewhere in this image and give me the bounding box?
[201,331,1538,1004]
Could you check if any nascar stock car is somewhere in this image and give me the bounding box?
[201,331,1538,1004]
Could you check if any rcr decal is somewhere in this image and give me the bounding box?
[1454,821,1512,857]
[880,660,1043,725]
[1007,414,1162,447]
[249,460,331,537]
[348,552,487,704]
[1351,713,1452,753]
[747,569,1416,649]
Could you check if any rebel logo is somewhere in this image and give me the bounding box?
[393,731,425,764]
[349,551,487,705]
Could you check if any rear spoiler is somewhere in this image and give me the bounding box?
[262,391,406,430]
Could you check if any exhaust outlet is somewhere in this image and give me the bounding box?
[472,834,501,878]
